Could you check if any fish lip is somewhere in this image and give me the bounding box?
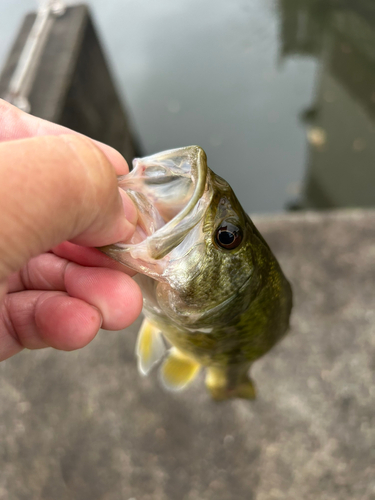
[103,146,210,266]
[144,146,208,260]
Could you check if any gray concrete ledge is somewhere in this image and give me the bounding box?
[1,209,375,500]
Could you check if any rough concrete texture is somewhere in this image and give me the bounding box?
[1,209,375,500]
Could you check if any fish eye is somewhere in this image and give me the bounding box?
[215,221,243,250]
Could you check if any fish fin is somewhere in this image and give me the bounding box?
[205,367,256,401]
[136,318,165,375]
[160,348,201,391]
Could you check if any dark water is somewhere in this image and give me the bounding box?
[1,0,375,213]
[280,0,375,210]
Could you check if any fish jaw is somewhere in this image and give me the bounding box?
[99,146,213,280]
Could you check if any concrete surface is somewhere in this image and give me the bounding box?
[1,209,375,500]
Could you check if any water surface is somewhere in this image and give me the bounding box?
[0,0,374,212]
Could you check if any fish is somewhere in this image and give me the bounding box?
[100,146,292,400]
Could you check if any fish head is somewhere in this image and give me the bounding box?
[100,146,260,322]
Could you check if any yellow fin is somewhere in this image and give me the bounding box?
[136,318,165,375]
[160,348,201,391]
[205,367,256,401]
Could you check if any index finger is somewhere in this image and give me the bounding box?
[0,99,129,175]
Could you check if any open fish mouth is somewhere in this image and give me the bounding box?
[100,146,212,276]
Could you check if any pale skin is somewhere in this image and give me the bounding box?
[0,99,143,362]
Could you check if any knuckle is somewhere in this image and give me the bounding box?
[1,297,22,348]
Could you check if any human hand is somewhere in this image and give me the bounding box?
[0,100,143,361]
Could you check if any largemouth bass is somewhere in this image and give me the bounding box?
[101,146,292,400]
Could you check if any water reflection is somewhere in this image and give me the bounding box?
[280,0,375,209]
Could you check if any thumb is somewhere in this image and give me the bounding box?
[0,134,137,282]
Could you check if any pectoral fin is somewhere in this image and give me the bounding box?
[136,318,165,375]
[160,348,201,391]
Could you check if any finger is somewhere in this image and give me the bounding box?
[0,290,102,361]
[0,282,6,303]
[0,99,129,174]
[64,263,143,330]
[52,242,136,275]
[6,253,67,292]
[6,254,143,330]
[0,134,137,282]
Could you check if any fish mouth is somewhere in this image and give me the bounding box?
[100,146,211,276]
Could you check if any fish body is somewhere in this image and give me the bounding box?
[101,146,292,400]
